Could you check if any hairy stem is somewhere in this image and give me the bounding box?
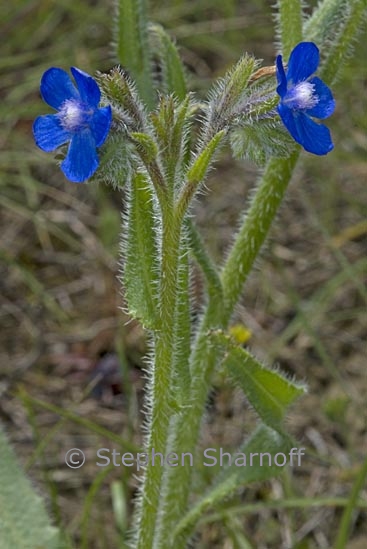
[157,152,300,547]
[276,0,303,57]
[134,206,183,548]
[221,152,299,317]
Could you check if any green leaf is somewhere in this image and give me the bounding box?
[316,0,367,84]
[0,426,65,549]
[123,172,159,328]
[304,0,348,47]
[186,130,225,186]
[275,0,303,58]
[114,0,154,109]
[174,424,294,543]
[211,331,306,431]
[111,480,128,536]
[149,24,187,101]
[304,0,367,84]
[230,119,296,166]
[150,95,193,193]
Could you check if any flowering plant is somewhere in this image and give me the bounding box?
[33,67,111,182]
[10,0,364,547]
[276,41,335,155]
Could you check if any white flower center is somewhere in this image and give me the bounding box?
[59,100,92,131]
[284,82,318,110]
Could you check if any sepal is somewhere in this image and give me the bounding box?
[91,133,134,188]
[202,54,258,139]
[230,118,296,166]
[97,68,147,132]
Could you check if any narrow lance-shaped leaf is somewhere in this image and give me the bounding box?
[177,130,226,216]
[303,0,349,46]
[174,424,295,544]
[315,0,367,84]
[275,0,303,58]
[114,0,155,109]
[210,331,306,432]
[149,24,187,101]
[150,95,193,194]
[123,172,159,328]
[186,131,226,187]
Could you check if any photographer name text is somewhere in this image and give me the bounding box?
[95,447,305,470]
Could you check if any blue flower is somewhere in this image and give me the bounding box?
[276,42,335,155]
[33,67,112,182]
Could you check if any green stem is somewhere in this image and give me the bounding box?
[335,455,367,549]
[156,315,223,549]
[155,227,223,549]
[171,228,191,404]
[134,207,183,548]
[318,0,367,85]
[303,0,348,46]
[276,0,303,58]
[158,152,300,548]
[221,152,299,319]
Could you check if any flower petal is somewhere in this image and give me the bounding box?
[71,67,101,107]
[286,42,319,84]
[89,106,112,146]
[278,103,334,155]
[33,114,71,152]
[306,77,335,119]
[40,68,79,110]
[61,129,99,182]
[276,55,287,98]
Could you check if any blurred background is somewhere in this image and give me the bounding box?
[1,0,366,547]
